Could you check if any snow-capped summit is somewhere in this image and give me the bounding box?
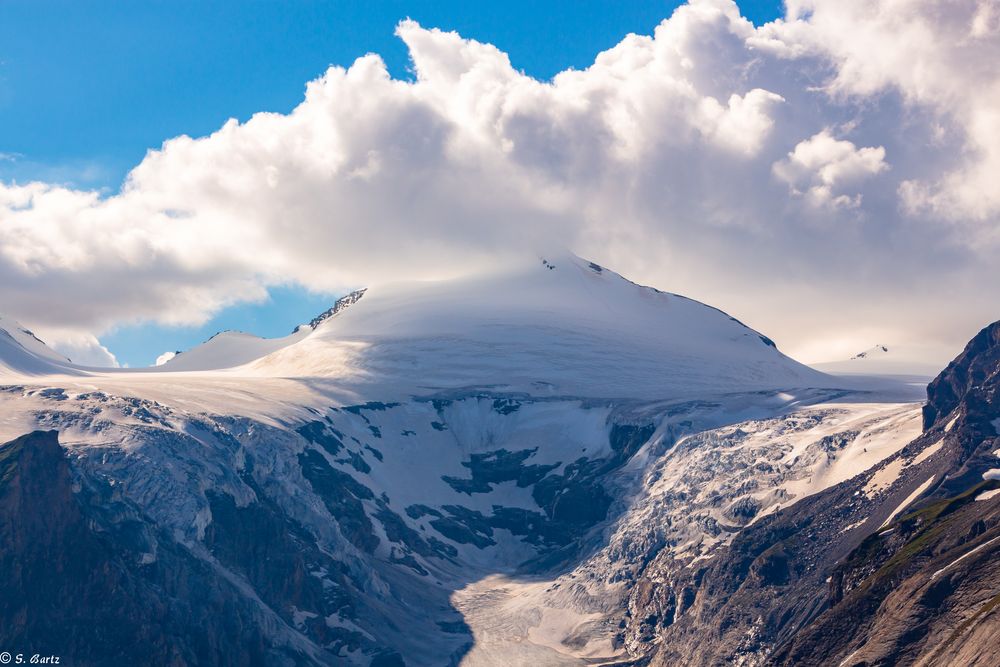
[244,254,830,399]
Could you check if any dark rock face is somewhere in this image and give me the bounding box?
[0,431,301,667]
[298,447,380,553]
[441,447,560,494]
[305,289,367,330]
[923,321,1000,430]
[624,320,1000,666]
[202,487,362,655]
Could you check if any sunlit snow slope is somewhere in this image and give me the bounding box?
[242,255,829,398]
[157,329,311,371]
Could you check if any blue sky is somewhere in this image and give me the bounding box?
[1,1,783,366]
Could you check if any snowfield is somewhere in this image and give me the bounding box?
[0,255,931,665]
[156,328,311,371]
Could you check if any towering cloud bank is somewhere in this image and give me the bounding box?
[1,0,997,361]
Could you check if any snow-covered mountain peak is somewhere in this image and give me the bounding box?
[0,314,77,376]
[244,254,830,399]
[158,290,370,371]
[0,315,69,362]
[852,344,890,359]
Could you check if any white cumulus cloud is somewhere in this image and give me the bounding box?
[44,331,119,368]
[0,0,998,364]
[773,130,888,208]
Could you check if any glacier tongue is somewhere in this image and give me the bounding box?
[3,378,898,666]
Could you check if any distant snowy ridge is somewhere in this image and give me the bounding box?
[0,315,69,363]
[852,344,889,359]
[153,289,368,370]
[155,328,311,371]
[0,315,78,376]
[814,341,942,378]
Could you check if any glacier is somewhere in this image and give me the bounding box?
[0,255,943,665]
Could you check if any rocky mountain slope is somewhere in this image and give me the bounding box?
[0,430,303,666]
[623,321,1000,666]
